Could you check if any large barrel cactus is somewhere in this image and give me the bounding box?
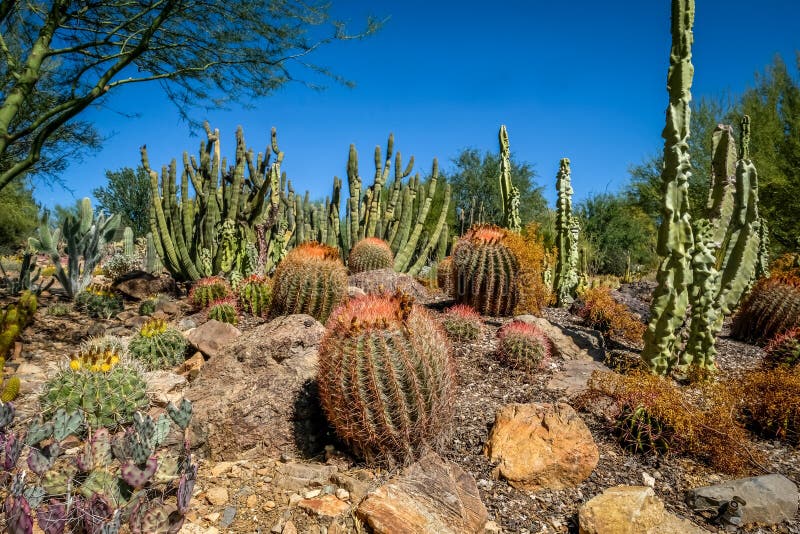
[317,292,457,465]
[452,225,520,316]
[271,242,347,322]
[731,275,800,344]
[348,237,394,274]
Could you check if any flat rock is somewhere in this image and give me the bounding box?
[686,474,799,526]
[299,495,350,518]
[145,370,187,407]
[186,320,241,358]
[357,452,487,534]
[546,360,612,396]
[177,352,205,381]
[579,486,707,534]
[273,462,338,492]
[515,315,593,361]
[14,362,46,395]
[484,403,598,491]
[186,314,326,460]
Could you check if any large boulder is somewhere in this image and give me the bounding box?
[357,452,487,534]
[484,403,598,491]
[185,314,326,460]
[686,474,799,527]
[348,269,432,303]
[185,320,241,358]
[112,271,179,300]
[579,486,707,534]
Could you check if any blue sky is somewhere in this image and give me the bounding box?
[35,1,800,210]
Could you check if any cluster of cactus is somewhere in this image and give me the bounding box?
[74,285,124,319]
[208,297,239,325]
[0,357,20,402]
[45,302,70,317]
[188,276,233,309]
[441,304,484,342]
[102,253,141,281]
[0,251,53,296]
[613,405,675,456]
[29,198,120,299]
[317,292,457,465]
[762,327,800,369]
[40,340,148,429]
[236,275,272,316]
[436,256,455,296]
[451,225,520,316]
[271,242,347,323]
[0,399,196,534]
[553,158,580,307]
[498,125,522,233]
[128,318,188,370]
[347,237,394,274]
[731,275,800,344]
[496,321,552,373]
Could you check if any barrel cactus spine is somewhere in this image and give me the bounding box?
[496,321,552,373]
[763,327,800,369]
[128,318,188,370]
[348,237,394,274]
[441,304,484,342]
[236,275,272,317]
[452,224,520,316]
[270,242,347,323]
[189,276,233,309]
[436,256,455,297]
[317,292,457,465]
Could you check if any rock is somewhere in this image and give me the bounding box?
[220,506,236,528]
[642,472,656,488]
[124,315,150,329]
[332,473,371,503]
[348,269,432,304]
[686,474,799,526]
[483,403,598,491]
[357,452,487,534]
[514,315,593,361]
[274,462,338,492]
[546,360,612,397]
[299,495,350,518]
[186,315,326,460]
[177,352,205,381]
[157,300,181,315]
[335,488,350,501]
[282,521,298,534]
[87,323,106,337]
[210,461,236,477]
[145,370,187,407]
[117,310,138,322]
[113,271,179,300]
[579,486,707,534]
[178,318,198,331]
[186,319,241,358]
[347,286,366,299]
[610,289,651,323]
[246,494,258,508]
[14,363,46,395]
[206,486,229,506]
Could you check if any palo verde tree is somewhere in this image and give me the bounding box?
[0,1,380,192]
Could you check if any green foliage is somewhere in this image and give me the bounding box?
[93,167,152,237]
[0,180,38,254]
[317,293,456,465]
[236,275,272,317]
[208,298,238,325]
[75,287,124,319]
[496,321,551,373]
[128,318,188,370]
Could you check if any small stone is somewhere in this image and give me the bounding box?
[263,500,276,510]
[299,495,350,518]
[220,506,236,528]
[205,487,229,506]
[304,489,322,499]
[288,493,302,506]
[282,521,298,534]
[210,461,234,476]
[642,472,655,488]
[270,521,284,534]
[204,512,221,523]
[484,520,502,533]
[178,318,198,331]
[335,488,350,501]
[246,494,258,508]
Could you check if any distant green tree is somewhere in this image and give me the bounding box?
[577,193,658,276]
[444,148,548,234]
[0,179,38,253]
[92,167,151,237]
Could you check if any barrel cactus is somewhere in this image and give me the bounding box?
[452,225,520,316]
[731,275,800,344]
[271,242,347,323]
[128,318,188,370]
[75,286,123,319]
[496,321,552,373]
[40,345,148,429]
[441,304,483,342]
[763,327,800,369]
[436,256,455,297]
[317,292,457,465]
[348,237,394,274]
[208,297,239,325]
[236,275,272,317]
[189,276,233,309]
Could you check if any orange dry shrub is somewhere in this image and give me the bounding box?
[504,223,553,315]
[575,287,645,345]
[580,370,759,475]
[769,253,800,278]
[733,367,800,445]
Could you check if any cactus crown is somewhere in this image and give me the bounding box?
[466,224,507,245]
[293,241,341,261]
[69,347,122,373]
[332,291,414,333]
[140,317,168,337]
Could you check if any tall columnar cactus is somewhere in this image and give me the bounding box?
[348,237,394,274]
[317,292,457,465]
[270,242,347,323]
[640,0,696,375]
[29,198,120,299]
[144,232,163,274]
[452,225,520,316]
[123,226,135,256]
[553,159,579,306]
[498,125,521,233]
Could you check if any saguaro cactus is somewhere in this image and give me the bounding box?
[553,159,579,306]
[122,226,134,256]
[641,0,696,375]
[498,125,521,233]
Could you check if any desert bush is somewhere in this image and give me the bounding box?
[731,275,800,344]
[580,370,758,474]
[188,276,233,309]
[496,321,552,373]
[769,253,800,277]
[575,287,645,345]
[735,368,800,445]
[102,252,141,280]
[504,222,553,315]
[317,292,456,465]
[441,304,483,342]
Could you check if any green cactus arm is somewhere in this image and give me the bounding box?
[705,125,737,247]
[407,183,451,276]
[395,160,439,272]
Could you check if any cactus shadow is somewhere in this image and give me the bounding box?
[292,379,337,459]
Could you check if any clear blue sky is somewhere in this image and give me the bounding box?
[35,1,800,210]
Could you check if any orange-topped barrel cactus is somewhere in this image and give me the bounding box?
[317,292,457,465]
[452,224,520,316]
[270,242,347,323]
[348,237,394,274]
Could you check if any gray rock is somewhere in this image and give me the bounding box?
[514,315,592,361]
[546,360,612,397]
[274,462,338,492]
[220,506,237,528]
[686,474,799,526]
[178,318,197,331]
[348,268,432,304]
[186,319,241,358]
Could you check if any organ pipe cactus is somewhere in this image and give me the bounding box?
[317,292,457,465]
[641,0,696,375]
[498,125,521,233]
[553,159,580,306]
[123,226,134,256]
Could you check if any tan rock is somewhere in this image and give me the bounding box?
[484,403,598,491]
[144,370,187,407]
[357,452,487,534]
[205,487,229,506]
[579,486,708,534]
[178,351,205,381]
[546,360,612,397]
[299,494,350,518]
[514,315,592,360]
[210,461,236,477]
[246,494,258,508]
[282,521,298,534]
[186,319,241,358]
